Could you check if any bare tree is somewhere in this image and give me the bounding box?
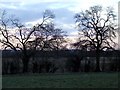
[74,6,117,71]
[26,17,67,73]
[42,24,67,51]
[29,22,67,51]
[0,10,17,51]
[0,10,55,73]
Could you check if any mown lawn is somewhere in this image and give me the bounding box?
[2,72,119,88]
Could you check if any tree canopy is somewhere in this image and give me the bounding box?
[74,6,117,51]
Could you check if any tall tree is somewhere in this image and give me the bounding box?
[0,10,55,73]
[74,6,117,71]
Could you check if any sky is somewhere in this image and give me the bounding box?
[0,0,119,37]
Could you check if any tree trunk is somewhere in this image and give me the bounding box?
[95,50,101,72]
[22,57,29,73]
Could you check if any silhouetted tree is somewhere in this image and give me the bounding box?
[0,10,55,73]
[74,6,117,71]
[26,13,67,73]
[29,23,67,51]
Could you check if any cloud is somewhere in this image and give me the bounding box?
[67,0,118,13]
[1,0,118,11]
[48,3,71,9]
[0,1,26,10]
[69,31,78,36]
[0,3,17,9]
[0,0,77,3]
[25,18,43,27]
[0,0,118,37]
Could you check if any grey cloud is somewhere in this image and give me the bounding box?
[0,2,77,35]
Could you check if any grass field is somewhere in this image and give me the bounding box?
[2,72,119,88]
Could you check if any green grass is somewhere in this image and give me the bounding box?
[2,72,119,88]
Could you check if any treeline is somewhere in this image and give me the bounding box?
[2,50,120,74]
[0,5,118,74]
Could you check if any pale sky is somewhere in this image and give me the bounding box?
[0,0,119,36]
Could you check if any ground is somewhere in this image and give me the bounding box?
[2,72,119,88]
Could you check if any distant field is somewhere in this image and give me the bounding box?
[2,72,119,88]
